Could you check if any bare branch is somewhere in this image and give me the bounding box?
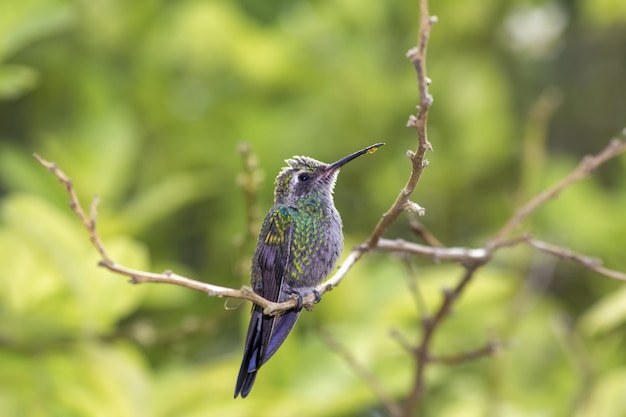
[390,328,416,355]
[32,0,626,408]
[429,338,502,365]
[400,257,429,319]
[408,215,445,248]
[33,153,306,316]
[404,263,481,416]
[526,237,626,282]
[33,152,372,317]
[33,154,112,263]
[320,329,403,417]
[490,137,626,246]
[234,143,264,281]
[376,238,489,263]
[236,142,263,244]
[366,0,436,249]
[378,233,626,284]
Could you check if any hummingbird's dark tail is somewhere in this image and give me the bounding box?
[234,306,302,398]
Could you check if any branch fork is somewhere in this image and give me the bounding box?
[32,0,626,412]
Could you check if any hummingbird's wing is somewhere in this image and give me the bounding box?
[255,206,294,304]
[235,206,302,398]
[251,206,302,363]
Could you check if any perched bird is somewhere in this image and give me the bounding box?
[234,143,384,398]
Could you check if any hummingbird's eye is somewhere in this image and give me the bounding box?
[298,173,310,181]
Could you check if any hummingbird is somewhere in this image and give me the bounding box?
[234,143,384,398]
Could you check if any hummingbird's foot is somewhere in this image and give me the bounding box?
[288,292,304,309]
[302,289,321,311]
[286,288,320,311]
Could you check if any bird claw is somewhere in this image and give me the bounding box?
[287,289,321,311]
[303,289,322,311]
[289,292,303,309]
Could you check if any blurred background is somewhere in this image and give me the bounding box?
[1,0,625,416]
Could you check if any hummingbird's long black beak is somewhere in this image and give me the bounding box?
[324,143,385,175]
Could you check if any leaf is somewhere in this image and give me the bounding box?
[40,108,141,203]
[574,367,626,417]
[579,286,626,337]
[117,171,216,235]
[0,0,73,61]
[0,194,149,341]
[0,64,38,99]
[0,343,150,417]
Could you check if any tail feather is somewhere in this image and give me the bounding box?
[264,308,302,365]
[234,307,302,398]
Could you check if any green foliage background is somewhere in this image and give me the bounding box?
[1,0,626,416]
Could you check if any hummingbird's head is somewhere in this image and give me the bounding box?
[273,143,384,205]
[274,156,333,205]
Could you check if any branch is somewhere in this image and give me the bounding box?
[404,262,482,416]
[234,143,264,280]
[490,137,626,247]
[33,155,112,263]
[526,237,626,282]
[408,215,445,247]
[428,338,502,365]
[377,0,626,414]
[236,142,263,244]
[33,153,374,316]
[376,238,489,263]
[32,153,301,315]
[376,232,626,283]
[395,133,626,415]
[400,257,429,319]
[366,0,436,249]
[320,329,403,417]
[390,328,416,356]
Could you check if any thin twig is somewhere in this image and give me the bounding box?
[33,153,372,316]
[366,0,436,249]
[404,262,482,416]
[320,329,403,417]
[516,87,563,206]
[550,315,594,416]
[376,233,626,284]
[400,257,429,319]
[408,215,444,247]
[31,1,626,409]
[396,134,626,416]
[234,143,264,280]
[526,237,626,282]
[428,339,501,365]
[390,328,416,355]
[376,238,489,263]
[490,137,626,246]
[236,142,263,244]
[34,154,113,263]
